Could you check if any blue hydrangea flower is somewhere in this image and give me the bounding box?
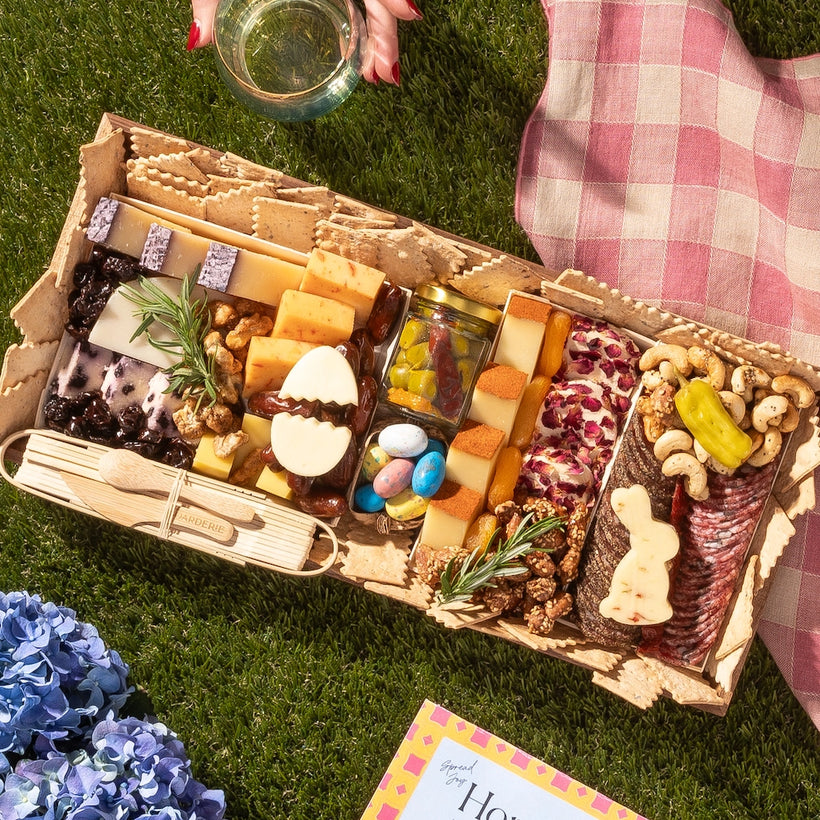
[0,592,131,770]
[0,716,226,820]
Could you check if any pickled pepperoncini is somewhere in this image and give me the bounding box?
[673,371,752,470]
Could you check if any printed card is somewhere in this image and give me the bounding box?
[361,700,647,820]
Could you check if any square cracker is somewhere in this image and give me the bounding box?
[129,126,190,159]
[126,173,207,219]
[452,255,547,307]
[253,197,319,252]
[340,541,409,585]
[205,183,279,234]
[142,152,210,185]
[0,341,60,390]
[186,146,229,177]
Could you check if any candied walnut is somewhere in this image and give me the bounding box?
[556,504,589,584]
[225,313,274,350]
[213,430,249,459]
[523,549,557,578]
[414,543,468,587]
[494,500,523,539]
[203,330,224,353]
[201,402,240,435]
[233,297,263,317]
[525,591,573,636]
[230,448,265,487]
[172,401,208,442]
[525,576,558,603]
[478,577,526,614]
[210,301,239,329]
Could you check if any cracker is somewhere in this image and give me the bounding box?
[333,193,396,222]
[253,197,319,252]
[592,658,663,710]
[0,372,50,442]
[411,222,468,282]
[427,601,499,630]
[0,341,59,390]
[340,541,409,585]
[712,555,758,661]
[452,255,546,307]
[144,151,210,184]
[10,269,69,344]
[775,473,816,521]
[186,146,228,177]
[126,173,207,219]
[751,498,795,587]
[640,656,728,706]
[128,126,190,160]
[220,152,284,183]
[448,239,494,271]
[128,161,210,198]
[207,174,257,195]
[328,212,397,230]
[79,130,127,223]
[275,186,335,217]
[496,618,579,650]
[562,642,623,673]
[205,184,279,234]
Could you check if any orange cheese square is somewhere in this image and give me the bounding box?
[271,289,355,346]
[300,248,386,325]
[242,336,318,396]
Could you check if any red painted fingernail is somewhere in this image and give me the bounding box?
[406,0,423,19]
[370,68,380,84]
[391,61,401,86]
[187,20,201,51]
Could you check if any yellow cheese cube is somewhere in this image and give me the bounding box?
[242,336,318,397]
[493,295,551,379]
[445,422,505,502]
[418,480,483,550]
[255,466,294,500]
[467,363,528,444]
[192,432,235,480]
[271,289,355,346]
[300,248,386,325]
[229,413,273,483]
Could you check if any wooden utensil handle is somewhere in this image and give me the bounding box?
[179,484,256,523]
[172,504,235,543]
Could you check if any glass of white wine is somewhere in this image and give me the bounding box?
[213,0,365,121]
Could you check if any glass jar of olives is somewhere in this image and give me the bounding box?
[381,284,502,432]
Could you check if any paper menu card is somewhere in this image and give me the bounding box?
[361,700,648,820]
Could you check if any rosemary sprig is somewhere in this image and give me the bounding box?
[435,512,567,606]
[119,273,219,410]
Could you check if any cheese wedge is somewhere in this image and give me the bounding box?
[271,290,355,346]
[192,432,236,480]
[493,294,551,379]
[467,363,528,444]
[445,421,505,502]
[418,479,483,550]
[242,336,319,397]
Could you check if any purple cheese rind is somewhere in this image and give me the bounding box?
[86,197,119,245]
[198,242,238,291]
[140,223,173,271]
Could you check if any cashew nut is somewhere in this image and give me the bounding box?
[639,344,692,376]
[780,400,800,434]
[746,426,783,467]
[751,394,790,433]
[692,438,710,463]
[718,390,746,426]
[653,429,694,462]
[687,346,726,391]
[771,374,815,409]
[731,365,771,402]
[662,452,709,500]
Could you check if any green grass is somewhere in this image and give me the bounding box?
[1,1,819,818]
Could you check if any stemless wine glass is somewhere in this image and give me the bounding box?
[213,0,365,121]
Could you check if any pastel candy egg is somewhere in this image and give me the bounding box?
[385,486,430,521]
[360,443,392,481]
[354,483,386,513]
[372,458,415,498]
[411,451,446,497]
[378,423,429,458]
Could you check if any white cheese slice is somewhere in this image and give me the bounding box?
[88,277,207,371]
[270,413,352,477]
[279,345,358,406]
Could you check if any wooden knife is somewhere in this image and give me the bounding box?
[61,472,235,543]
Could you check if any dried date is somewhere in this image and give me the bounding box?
[294,488,348,518]
[247,391,318,420]
[366,281,403,345]
[345,374,378,437]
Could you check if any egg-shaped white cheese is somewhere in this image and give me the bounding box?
[279,345,358,406]
[270,413,352,477]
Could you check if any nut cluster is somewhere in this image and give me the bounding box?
[636,343,815,497]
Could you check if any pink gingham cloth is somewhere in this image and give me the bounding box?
[515,0,820,728]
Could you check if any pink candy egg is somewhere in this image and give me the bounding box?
[372,458,415,499]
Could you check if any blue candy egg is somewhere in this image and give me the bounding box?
[354,483,386,513]
[378,423,429,458]
[412,451,446,497]
[421,437,447,457]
